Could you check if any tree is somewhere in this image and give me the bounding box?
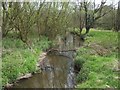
[2,2,14,37]
[76,0,113,34]
[116,1,120,31]
[95,5,116,30]
[36,0,45,39]
[72,1,85,34]
[12,2,36,48]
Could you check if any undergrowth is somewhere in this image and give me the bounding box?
[2,35,51,86]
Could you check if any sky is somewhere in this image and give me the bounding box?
[42,0,119,4]
[91,0,119,5]
[4,0,119,6]
[86,0,119,7]
[37,0,119,7]
[69,0,119,5]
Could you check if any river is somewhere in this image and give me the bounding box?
[11,33,83,88]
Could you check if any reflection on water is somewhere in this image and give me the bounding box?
[13,54,75,88]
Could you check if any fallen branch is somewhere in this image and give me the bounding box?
[47,48,78,53]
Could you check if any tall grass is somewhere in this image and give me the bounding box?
[2,35,51,86]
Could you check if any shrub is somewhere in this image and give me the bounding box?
[76,64,90,83]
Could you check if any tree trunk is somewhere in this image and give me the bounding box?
[85,26,90,34]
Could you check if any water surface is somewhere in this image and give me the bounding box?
[13,54,75,88]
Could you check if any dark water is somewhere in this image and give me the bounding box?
[13,53,75,88]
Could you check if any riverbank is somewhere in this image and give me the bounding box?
[2,29,119,88]
[75,30,119,88]
[2,35,52,87]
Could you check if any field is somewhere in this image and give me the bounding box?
[75,29,119,88]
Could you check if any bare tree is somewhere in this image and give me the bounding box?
[116,1,120,31]
[82,0,113,34]
[2,2,14,37]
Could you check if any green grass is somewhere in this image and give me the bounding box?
[86,29,118,50]
[2,29,119,88]
[2,35,52,86]
[75,29,119,88]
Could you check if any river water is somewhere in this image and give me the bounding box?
[12,33,82,88]
[13,53,75,88]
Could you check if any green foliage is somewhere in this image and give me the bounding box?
[32,36,52,51]
[95,6,116,30]
[3,37,27,49]
[76,64,90,83]
[2,36,51,86]
[86,29,118,51]
[76,55,118,88]
[76,30,118,88]
[75,57,85,68]
[2,50,38,85]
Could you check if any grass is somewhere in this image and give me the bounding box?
[2,29,119,88]
[75,29,119,88]
[2,34,52,86]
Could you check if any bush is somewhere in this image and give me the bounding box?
[74,57,85,72]
[76,64,90,83]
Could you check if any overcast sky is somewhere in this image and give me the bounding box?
[4,0,120,5]
[69,0,119,5]
[91,0,119,5]
[44,0,119,4]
